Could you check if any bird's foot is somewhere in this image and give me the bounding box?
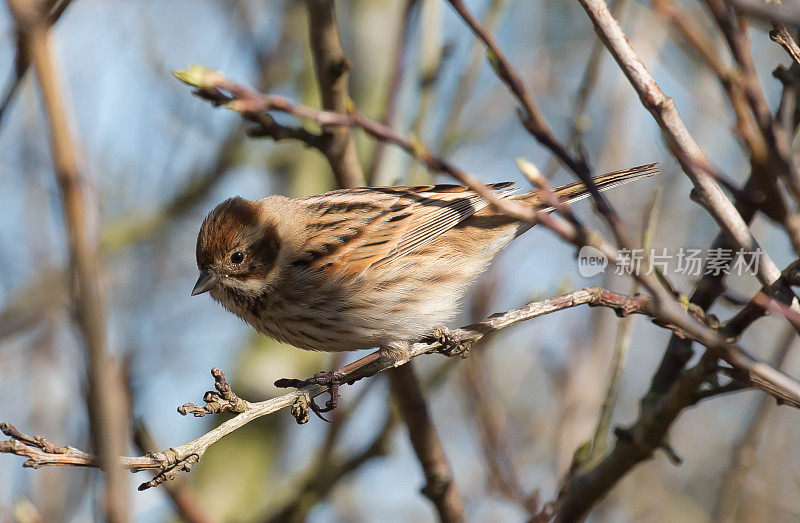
[432,325,471,358]
[274,370,345,422]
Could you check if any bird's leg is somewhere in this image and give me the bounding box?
[274,350,386,421]
[275,370,344,421]
[432,325,471,358]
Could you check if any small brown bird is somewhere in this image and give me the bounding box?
[193,164,657,406]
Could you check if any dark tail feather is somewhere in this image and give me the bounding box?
[518,163,660,211]
[550,163,659,206]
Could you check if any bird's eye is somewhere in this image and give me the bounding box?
[230,251,245,265]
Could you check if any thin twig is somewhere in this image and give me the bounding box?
[579,0,785,290]
[711,326,796,522]
[771,23,800,68]
[4,286,799,491]
[589,188,661,463]
[305,0,365,188]
[6,1,129,520]
[543,0,628,179]
[388,365,464,522]
[438,0,509,156]
[132,423,216,523]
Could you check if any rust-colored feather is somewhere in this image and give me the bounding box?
[297,182,518,275]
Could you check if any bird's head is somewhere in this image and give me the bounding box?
[192,196,282,298]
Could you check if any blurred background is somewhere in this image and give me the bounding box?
[1,0,799,521]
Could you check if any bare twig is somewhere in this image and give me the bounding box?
[388,365,464,522]
[171,65,642,272]
[438,0,509,156]
[729,0,800,28]
[132,423,216,523]
[6,0,129,519]
[712,326,796,521]
[771,23,800,68]
[305,0,365,188]
[4,286,799,491]
[588,188,661,463]
[579,0,786,290]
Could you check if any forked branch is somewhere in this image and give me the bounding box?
[0,286,706,490]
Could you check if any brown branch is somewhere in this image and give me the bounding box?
[264,413,395,522]
[444,0,627,237]
[3,286,798,492]
[552,350,719,521]
[132,423,217,523]
[388,365,464,522]
[305,0,365,188]
[701,0,800,213]
[651,0,800,252]
[6,0,129,520]
[578,0,785,290]
[0,288,688,483]
[712,326,796,521]
[172,64,643,274]
[771,23,800,68]
[545,2,800,518]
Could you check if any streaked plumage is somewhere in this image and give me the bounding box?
[193,164,658,363]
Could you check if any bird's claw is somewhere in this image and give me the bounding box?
[433,325,470,358]
[274,370,344,422]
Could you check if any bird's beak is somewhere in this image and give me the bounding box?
[191,269,219,296]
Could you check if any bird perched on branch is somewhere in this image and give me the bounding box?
[193,164,658,415]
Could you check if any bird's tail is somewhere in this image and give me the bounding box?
[517,163,660,211]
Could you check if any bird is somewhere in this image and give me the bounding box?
[192,163,658,413]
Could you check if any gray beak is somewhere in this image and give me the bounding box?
[191,269,219,296]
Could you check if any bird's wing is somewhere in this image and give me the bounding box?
[296,183,518,274]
